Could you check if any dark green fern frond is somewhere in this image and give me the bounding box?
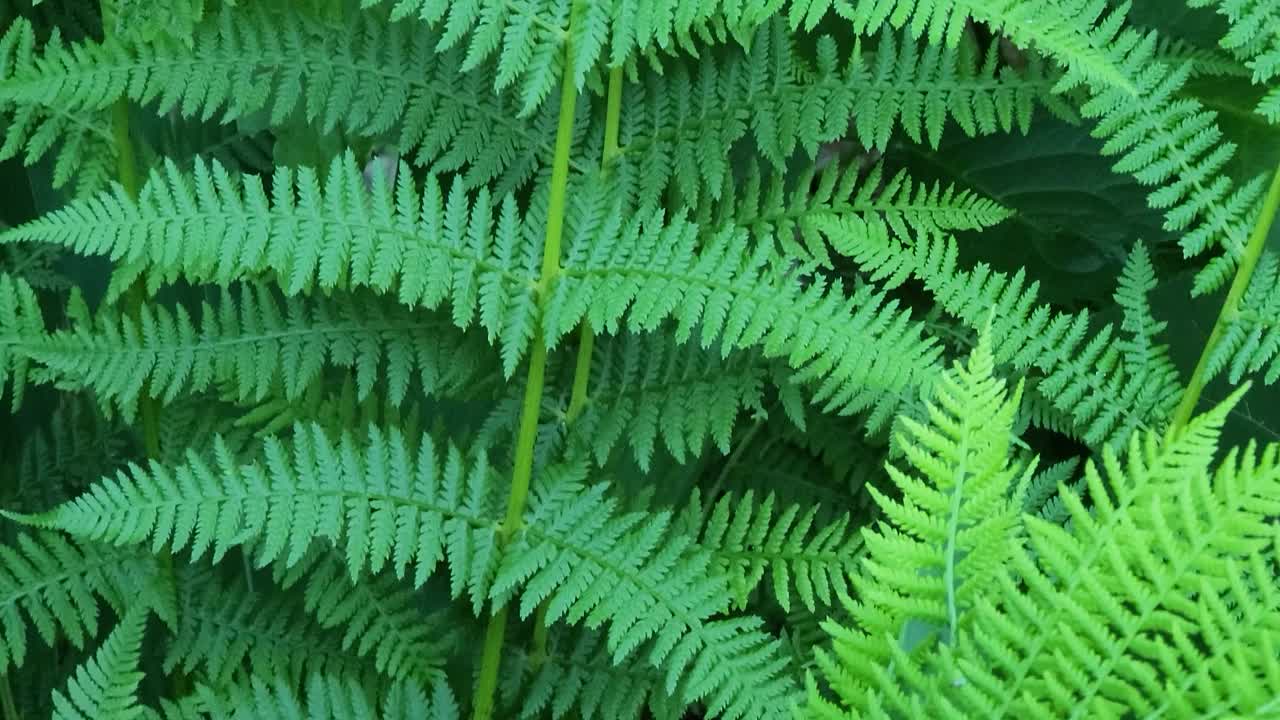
[165,566,380,685]
[0,154,542,374]
[606,20,1067,210]
[1067,23,1268,294]
[50,608,148,720]
[0,5,564,194]
[0,532,166,673]
[1188,0,1280,122]
[176,671,459,720]
[677,490,862,613]
[833,228,1183,446]
[8,395,129,512]
[1208,249,1280,384]
[0,273,45,411]
[501,627,683,720]
[567,334,795,470]
[8,284,492,421]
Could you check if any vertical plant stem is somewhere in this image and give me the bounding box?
[470,11,585,718]
[528,66,628,669]
[1171,163,1280,430]
[0,674,17,720]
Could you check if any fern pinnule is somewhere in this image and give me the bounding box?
[1187,0,1280,122]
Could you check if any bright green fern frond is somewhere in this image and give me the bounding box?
[832,0,1134,92]
[829,332,1029,695]
[549,201,943,432]
[9,284,492,422]
[680,490,862,613]
[0,273,45,412]
[834,228,1183,446]
[0,154,542,374]
[50,608,148,720]
[494,462,799,719]
[1069,23,1267,294]
[0,532,164,674]
[817,391,1280,719]
[1188,0,1280,123]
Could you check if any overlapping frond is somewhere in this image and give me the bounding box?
[833,226,1183,446]
[0,5,565,195]
[171,672,459,720]
[549,197,944,432]
[1188,0,1280,122]
[0,273,45,412]
[677,490,862,612]
[698,159,1011,265]
[8,284,492,421]
[0,154,542,374]
[494,463,799,719]
[50,609,149,720]
[1208,249,1280,384]
[607,20,1066,210]
[0,532,165,673]
[9,395,129,512]
[816,392,1280,719]
[1067,23,1268,293]
[816,333,1030,702]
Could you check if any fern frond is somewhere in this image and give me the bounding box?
[699,159,1012,265]
[1067,23,1268,293]
[166,566,381,685]
[608,20,1067,210]
[0,154,542,375]
[502,627,683,720]
[820,391,1280,719]
[8,284,492,421]
[1188,0,1280,122]
[0,273,45,412]
[180,672,459,720]
[833,229,1183,446]
[50,608,148,720]
[0,532,166,673]
[1208,249,1280,384]
[822,332,1030,700]
[549,199,944,432]
[0,5,564,194]
[680,490,862,612]
[494,462,800,719]
[9,395,129,512]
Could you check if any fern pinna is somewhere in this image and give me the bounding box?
[0,0,1278,718]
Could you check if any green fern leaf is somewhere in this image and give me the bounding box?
[50,608,148,720]
[0,273,45,412]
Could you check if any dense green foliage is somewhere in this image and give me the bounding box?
[1,0,1279,718]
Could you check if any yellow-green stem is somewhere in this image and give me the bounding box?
[470,13,585,718]
[531,65,627,669]
[1171,163,1280,430]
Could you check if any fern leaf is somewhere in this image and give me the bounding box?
[181,672,458,720]
[1188,0,1280,123]
[681,490,862,613]
[0,532,164,674]
[50,609,148,720]
[549,194,944,433]
[833,229,1183,447]
[1208,249,1280,384]
[9,395,129,513]
[7,284,493,421]
[0,273,45,412]
[0,154,541,375]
